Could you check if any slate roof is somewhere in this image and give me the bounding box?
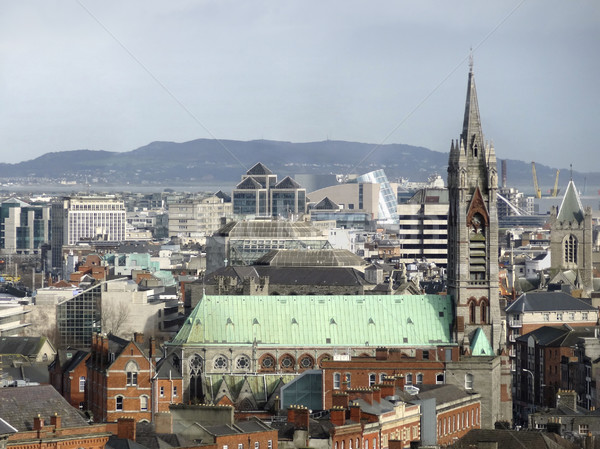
[557,180,584,224]
[505,291,596,313]
[351,397,395,415]
[0,417,17,436]
[246,162,273,176]
[272,418,333,440]
[155,357,183,379]
[0,385,90,430]
[313,197,339,210]
[0,336,49,358]
[170,294,454,347]
[106,436,151,449]
[236,177,262,190]
[515,326,570,345]
[450,429,577,449]
[274,176,301,189]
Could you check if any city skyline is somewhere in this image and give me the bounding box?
[1,1,598,171]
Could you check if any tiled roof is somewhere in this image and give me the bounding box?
[505,291,596,313]
[0,336,48,357]
[0,385,90,431]
[171,294,454,347]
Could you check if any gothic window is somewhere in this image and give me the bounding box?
[189,354,203,376]
[564,234,578,264]
[469,300,476,324]
[299,355,314,369]
[235,355,251,370]
[213,355,228,370]
[261,354,275,369]
[280,354,295,370]
[406,373,413,385]
[480,299,488,324]
[469,212,486,281]
[416,373,423,385]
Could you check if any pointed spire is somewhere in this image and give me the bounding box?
[461,59,484,152]
[557,180,585,224]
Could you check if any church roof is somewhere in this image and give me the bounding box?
[556,180,584,224]
[469,328,494,356]
[170,294,454,347]
[246,162,273,176]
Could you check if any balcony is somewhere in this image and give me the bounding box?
[509,320,523,328]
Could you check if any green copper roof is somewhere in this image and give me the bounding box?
[557,180,584,224]
[470,328,493,356]
[171,294,454,347]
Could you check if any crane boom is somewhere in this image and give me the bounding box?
[531,162,541,199]
[552,169,560,197]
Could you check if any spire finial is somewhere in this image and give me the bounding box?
[570,164,573,181]
[469,48,474,73]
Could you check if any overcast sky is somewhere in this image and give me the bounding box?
[1,1,598,171]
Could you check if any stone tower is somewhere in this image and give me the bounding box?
[549,179,593,295]
[447,62,502,354]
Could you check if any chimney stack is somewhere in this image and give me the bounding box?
[330,407,346,426]
[33,415,44,431]
[117,417,137,441]
[51,413,61,429]
[332,392,349,409]
[375,347,389,360]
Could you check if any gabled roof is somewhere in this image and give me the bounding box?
[235,177,262,190]
[0,418,17,436]
[451,429,575,449]
[274,176,301,189]
[0,385,90,430]
[155,357,182,379]
[470,328,494,356]
[170,294,454,347]
[557,180,584,224]
[246,162,273,176]
[313,197,339,210]
[0,336,52,358]
[506,291,596,313]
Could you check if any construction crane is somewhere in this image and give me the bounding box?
[531,162,541,199]
[551,169,560,197]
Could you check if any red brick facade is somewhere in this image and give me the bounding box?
[436,402,481,446]
[49,351,90,411]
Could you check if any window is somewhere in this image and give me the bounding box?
[406,373,413,385]
[557,312,563,321]
[223,446,228,449]
[369,373,376,386]
[254,442,259,449]
[280,355,295,369]
[379,373,387,383]
[79,376,86,392]
[344,373,351,387]
[261,355,275,369]
[334,373,341,389]
[173,386,178,397]
[236,355,251,370]
[126,361,139,386]
[416,373,423,385]
[268,441,272,449]
[214,355,228,370]
[564,234,577,264]
[543,313,549,321]
[79,401,85,410]
[436,373,445,384]
[469,301,476,323]
[140,395,148,411]
[160,386,165,397]
[116,396,123,411]
[423,350,429,360]
[465,373,474,390]
[238,444,243,449]
[579,424,589,434]
[582,312,589,320]
[569,312,575,321]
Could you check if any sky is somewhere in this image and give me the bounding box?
[1,1,599,171]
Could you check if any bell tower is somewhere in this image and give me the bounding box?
[447,60,502,354]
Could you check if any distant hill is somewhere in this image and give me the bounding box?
[0,139,597,194]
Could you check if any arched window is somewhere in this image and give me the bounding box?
[299,354,314,370]
[416,373,423,385]
[465,373,474,389]
[379,373,387,383]
[406,373,413,386]
[369,373,376,386]
[280,354,295,370]
[480,300,488,324]
[564,234,578,264]
[333,373,341,389]
[140,395,149,411]
[125,361,139,386]
[115,395,123,411]
[189,354,203,403]
[213,355,228,370]
[436,373,445,384]
[235,355,251,371]
[260,354,276,370]
[469,301,476,324]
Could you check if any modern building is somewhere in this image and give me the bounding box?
[397,188,449,267]
[51,196,126,272]
[232,163,306,219]
[0,198,50,255]
[168,192,233,242]
[309,179,381,223]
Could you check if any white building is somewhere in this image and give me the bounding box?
[168,193,233,243]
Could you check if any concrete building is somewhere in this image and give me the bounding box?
[168,192,233,242]
[397,188,448,268]
[309,182,380,222]
[51,196,126,272]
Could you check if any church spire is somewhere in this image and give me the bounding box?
[461,59,484,152]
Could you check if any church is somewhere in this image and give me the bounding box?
[165,63,513,427]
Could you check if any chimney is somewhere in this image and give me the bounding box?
[117,417,137,441]
[389,440,403,449]
[133,332,144,344]
[377,382,395,399]
[332,392,349,409]
[287,406,296,424]
[556,389,577,411]
[154,412,173,434]
[375,347,389,360]
[347,388,373,405]
[330,407,346,426]
[372,387,381,403]
[149,337,156,361]
[294,406,309,430]
[51,413,61,429]
[33,415,44,431]
[394,375,405,390]
[349,403,361,423]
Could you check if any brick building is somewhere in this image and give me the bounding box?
[87,332,166,422]
[49,349,90,410]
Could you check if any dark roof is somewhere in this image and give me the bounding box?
[515,326,570,345]
[236,177,262,190]
[204,266,368,287]
[106,436,151,449]
[60,349,90,373]
[506,291,596,313]
[0,385,90,431]
[351,397,395,415]
[313,197,339,210]
[0,336,48,357]
[397,384,476,405]
[155,357,182,379]
[557,180,584,224]
[0,417,17,435]
[214,190,231,202]
[450,429,577,449]
[274,176,301,189]
[272,418,333,440]
[246,162,273,176]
